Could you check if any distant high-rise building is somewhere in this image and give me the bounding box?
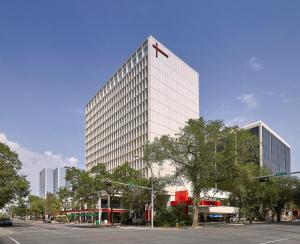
[53,167,68,194]
[39,167,69,198]
[39,168,54,199]
[244,121,291,174]
[85,36,199,176]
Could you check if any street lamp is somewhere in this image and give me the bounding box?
[98,192,102,226]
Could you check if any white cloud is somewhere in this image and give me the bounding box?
[248,57,263,72]
[65,157,79,164]
[236,93,258,109]
[0,133,80,196]
[279,94,300,104]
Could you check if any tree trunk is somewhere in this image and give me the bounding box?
[276,209,281,222]
[249,211,253,224]
[192,203,199,227]
[110,206,113,226]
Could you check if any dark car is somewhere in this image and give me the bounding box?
[0,217,13,226]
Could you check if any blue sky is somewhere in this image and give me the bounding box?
[0,0,299,194]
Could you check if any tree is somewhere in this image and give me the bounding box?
[0,142,30,208]
[272,176,300,222]
[66,167,100,222]
[144,118,260,227]
[57,187,71,211]
[90,163,131,224]
[67,162,168,225]
[113,163,169,224]
[28,195,44,219]
[228,163,270,223]
[44,193,60,217]
[113,163,148,218]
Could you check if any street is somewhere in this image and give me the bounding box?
[1,221,300,244]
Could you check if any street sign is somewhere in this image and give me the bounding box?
[275,171,287,176]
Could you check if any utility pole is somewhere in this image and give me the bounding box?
[151,182,154,228]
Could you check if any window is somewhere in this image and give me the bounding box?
[132,58,136,67]
[143,45,148,55]
[127,60,132,71]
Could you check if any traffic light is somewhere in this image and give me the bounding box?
[259,176,269,182]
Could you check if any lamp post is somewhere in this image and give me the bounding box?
[98,192,102,226]
[150,181,154,228]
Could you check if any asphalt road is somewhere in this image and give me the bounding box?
[1,221,300,244]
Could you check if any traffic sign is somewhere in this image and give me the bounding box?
[275,171,287,176]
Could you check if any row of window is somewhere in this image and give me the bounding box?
[86,62,148,134]
[86,123,148,157]
[262,126,290,173]
[87,136,147,171]
[86,40,148,112]
[86,64,148,122]
[86,87,148,139]
[85,53,149,170]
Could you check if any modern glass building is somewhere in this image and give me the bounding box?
[85,36,199,177]
[53,167,69,195]
[244,121,291,174]
[39,168,54,199]
[40,167,69,198]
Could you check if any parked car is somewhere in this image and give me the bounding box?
[0,217,13,226]
[55,214,69,223]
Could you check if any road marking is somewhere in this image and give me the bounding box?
[258,238,288,244]
[8,236,21,244]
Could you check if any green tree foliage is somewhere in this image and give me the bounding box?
[66,167,100,214]
[66,162,167,224]
[113,163,169,223]
[0,142,30,208]
[229,163,270,223]
[144,118,259,227]
[57,187,71,211]
[45,193,60,217]
[90,162,144,223]
[28,195,44,218]
[272,176,300,222]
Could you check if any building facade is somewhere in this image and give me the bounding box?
[39,168,54,199]
[39,167,69,198]
[244,121,291,174]
[53,167,68,194]
[85,36,199,176]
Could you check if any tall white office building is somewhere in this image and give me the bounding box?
[53,167,69,194]
[39,168,54,199]
[85,36,199,176]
